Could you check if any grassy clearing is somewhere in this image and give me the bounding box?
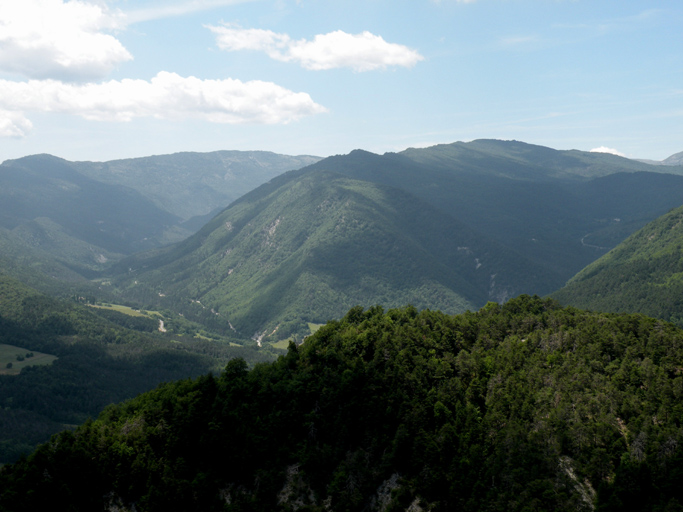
[88,303,159,318]
[308,323,324,334]
[0,344,58,376]
[270,323,325,350]
[270,339,290,350]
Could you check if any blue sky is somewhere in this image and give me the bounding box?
[0,0,681,162]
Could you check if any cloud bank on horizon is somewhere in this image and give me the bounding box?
[0,0,418,138]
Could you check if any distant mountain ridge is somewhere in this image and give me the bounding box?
[304,140,683,286]
[400,139,673,179]
[662,150,683,166]
[634,148,683,166]
[0,150,321,276]
[71,150,322,222]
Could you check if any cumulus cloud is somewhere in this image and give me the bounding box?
[0,110,33,138]
[0,72,327,134]
[0,0,131,82]
[208,25,424,71]
[590,146,625,157]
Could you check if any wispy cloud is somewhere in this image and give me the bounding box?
[0,72,327,137]
[208,25,424,71]
[123,0,257,24]
[499,35,540,47]
[554,9,664,36]
[0,0,131,82]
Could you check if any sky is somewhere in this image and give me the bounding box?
[0,0,681,162]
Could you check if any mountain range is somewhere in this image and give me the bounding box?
[103,140,683,341]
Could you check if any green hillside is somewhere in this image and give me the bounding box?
[0,275,275,464]
[109,169,554,341]
[552,204,683,325]
[2,296,683,511]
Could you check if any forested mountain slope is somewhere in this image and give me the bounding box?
[108,169,553,341]
[552,204,683,325]
[400,139,672,179]
[304,141,683,286]
[2,296,682,511]
[101,141,683,342]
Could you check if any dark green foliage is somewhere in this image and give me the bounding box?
[88,308,158,332]
[553,204,683,326]
[2,297,683,511]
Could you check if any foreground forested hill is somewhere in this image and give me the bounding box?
[2,296,682,511]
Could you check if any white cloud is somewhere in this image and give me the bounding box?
[0,72,327,135]
[0,0,131,82]
[590,146,625,157]
[208,25,424,71]
[0,110,33,137]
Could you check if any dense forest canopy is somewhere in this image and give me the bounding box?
[2,296,683,511]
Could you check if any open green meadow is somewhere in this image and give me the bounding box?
[0,344,58,375]
[88,303,157,318]
[269,323,324,349]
